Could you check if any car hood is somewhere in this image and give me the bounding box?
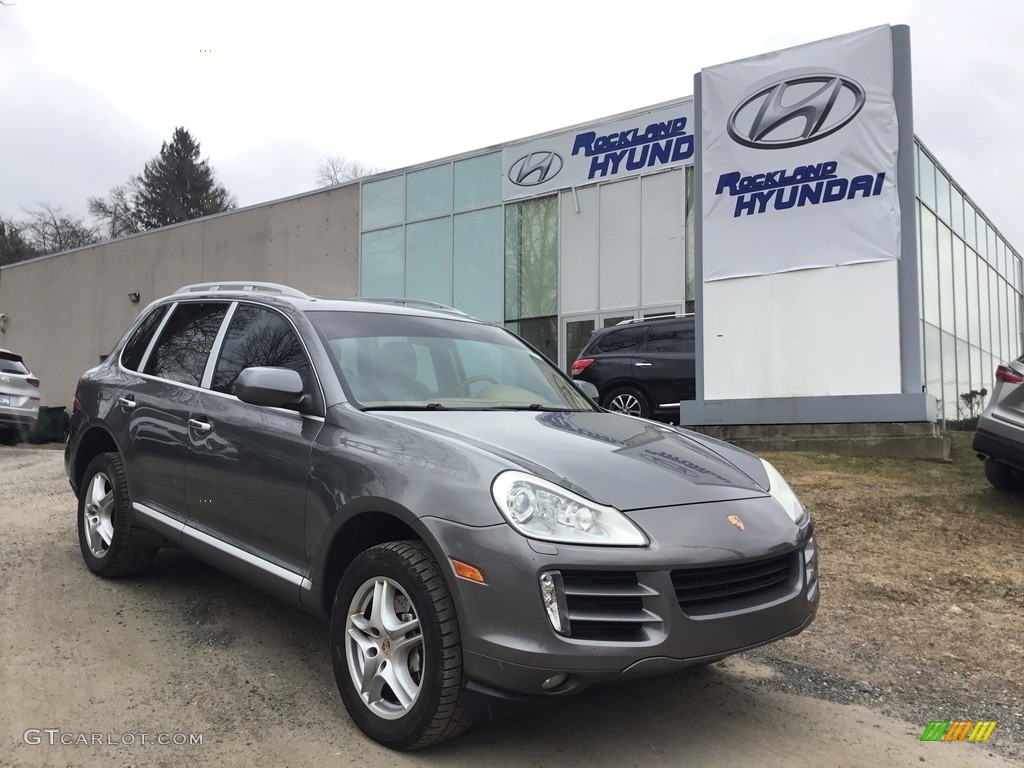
[370,410,768,511]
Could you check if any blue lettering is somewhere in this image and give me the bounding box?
[847,175,874,198]
[798,182,823,206]
[670,134,694,161]
[774,186,798,210]
[626,145,649,171]
[823,179,848,202]
[717,172,741,196]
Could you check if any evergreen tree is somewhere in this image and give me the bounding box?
[0,217,36,265]
[134,127,236,229]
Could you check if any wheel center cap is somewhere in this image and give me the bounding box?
[381,637,392,656]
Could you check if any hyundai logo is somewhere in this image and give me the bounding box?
[508,151,563,186]
[727,71,866,150]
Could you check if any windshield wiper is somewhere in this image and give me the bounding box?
[477,404,585,412]
[362,403,449,411]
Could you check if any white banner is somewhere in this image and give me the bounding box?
[700,25,900,281]
[502,100,695,201]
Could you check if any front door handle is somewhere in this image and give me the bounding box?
[117,397,137,410]
[188,419,212,434]
[634,361,652,367]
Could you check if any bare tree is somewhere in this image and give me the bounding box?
[19,203,99,255]
[88,179,143,240]
[315,155,385,188]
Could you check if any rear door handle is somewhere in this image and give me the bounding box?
[188,419,212,434]
[634,361,652,367]
[117,397,137,410]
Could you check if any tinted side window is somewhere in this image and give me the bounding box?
[642,321,695,354]
[144,303,228,386]
[212,305,311,395]
[121,305,170,372]
[593,326,647,354]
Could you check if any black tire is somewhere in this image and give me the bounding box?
[603,386,650,418]
[984,459,1024,492]
[77,452,155,577]
[330,541,470,749]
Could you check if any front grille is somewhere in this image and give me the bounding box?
[671,552,795,614]
[560,570,656,642]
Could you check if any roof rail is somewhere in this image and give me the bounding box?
[350,297,470,316]
[174,282,312,299]
[615,312,694,326]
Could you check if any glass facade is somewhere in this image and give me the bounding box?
[916,141,1022,422]
[360,153,504,324]
[359,137,1021,418]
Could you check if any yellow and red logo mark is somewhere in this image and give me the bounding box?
[920,721,997,742]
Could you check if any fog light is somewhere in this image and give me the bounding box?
[542,673,568,690]
[539,571,570,635]
[804,535,818,587]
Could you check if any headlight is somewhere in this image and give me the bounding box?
[760,459,807,525]
[491,471,647,546]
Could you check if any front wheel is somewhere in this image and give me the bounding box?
[330,541,470,749]
[603,386,650,418]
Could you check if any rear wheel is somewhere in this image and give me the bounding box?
[984,459,1024,492]
[330,541,470,749]
[603,386,650,418]
[77,452,155,576]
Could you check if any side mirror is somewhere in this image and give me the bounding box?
[574,380,599,401]
[235,367,305,409]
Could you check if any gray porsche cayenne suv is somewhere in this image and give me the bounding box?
[65,282,818,749]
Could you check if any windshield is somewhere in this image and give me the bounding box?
[308,310,594,412]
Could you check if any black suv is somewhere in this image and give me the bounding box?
[571,315,695,421]
[66,286,817,749]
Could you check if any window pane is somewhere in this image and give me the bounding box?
[565,319,596,369]
[508,315,558,363]
[937,222,954,333]
[989,268,1001,356]
[145,303,227,386]
[920,207,939,326]
[406,218,453,305]
[941,330,957,423]
[362,176,405,230]
[454,207,503,323]
[935,170,951,225]
[979,266,991,354]
[505,196,558,321]
[407,164,452,221]
[924,321,942,416]
[918,149,936,211]
[966,250,980,346]
[953,238,968,342]
[950,186,964,238]
[454,153,501,210]
[361,227,405,297]
[121,305,169,371]
[212,305,311,395]
[964,200,977,249]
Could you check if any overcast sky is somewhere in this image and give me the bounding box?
[2,0,1022,249]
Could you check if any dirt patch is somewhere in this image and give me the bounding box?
[752,432,1024,754]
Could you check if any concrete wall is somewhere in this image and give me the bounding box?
[0,185,360,410]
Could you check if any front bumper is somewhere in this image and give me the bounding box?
[421,495,818,700]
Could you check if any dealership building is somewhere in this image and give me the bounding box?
[1,24,1019,439]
